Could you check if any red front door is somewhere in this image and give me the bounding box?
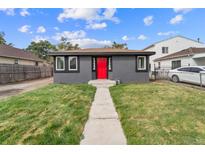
[97,57,107,79]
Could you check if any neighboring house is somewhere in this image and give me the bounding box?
[0,44,44,66]
[154,47,205,70]
[143,35,205,71]
[49,48,155,83]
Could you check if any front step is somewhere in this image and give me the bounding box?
[88,80,116,87]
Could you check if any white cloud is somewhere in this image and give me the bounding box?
[69,38,112,48]
[102,8,119,23]
[137,34,147,40]
[20,9,30,16]
[53,30,86,41]
[121,35,136,41]
[18,25,31,33]
[86,22,107,30]
[58,8,99,22]
[0,8,15,16]
[37,26,46,33]
[52,28,111,48]
[54,27,59,31]
[103,8,115,19]
[122,35,129,41]
[170,15,183,24]
[173,8,192,14]
[57,8,119,23]
[157,31,177,36]
[32,36,49,43]
[143,16,153,26]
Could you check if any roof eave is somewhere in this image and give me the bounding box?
[142,44,155,50]
[143,35,205,51]
[154,54,192,62]
[0,55,43,62]
[48,51,155,56]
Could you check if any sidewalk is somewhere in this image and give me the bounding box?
[80,80,127,145]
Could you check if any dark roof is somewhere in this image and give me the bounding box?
[48,48,155,56]
[143,35,204,50]
[154,47,205,61]
[0,44,43,62]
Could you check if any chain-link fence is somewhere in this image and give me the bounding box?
[0,64,53,84]
[149,67,170,80]
[150,67,205,87]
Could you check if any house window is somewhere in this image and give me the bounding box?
[137,56,146,71]
[92,57,96,71]
[68,56,78,71]
[158,62,161,69]
[14,59,18,64]
[162,47,168,54]
[171,60,181,69]
[35,62,38,66]
[56,56,65,71]
[108,57,112,71]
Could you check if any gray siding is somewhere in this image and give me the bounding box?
[92,72,97,80]
[109,56,149,83]
[54,55,150,83]
[54,56,92,83]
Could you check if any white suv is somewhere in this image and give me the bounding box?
[168,66,205,86]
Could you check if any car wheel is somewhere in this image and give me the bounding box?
[172,75,179,83]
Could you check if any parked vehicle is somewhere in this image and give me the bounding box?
[168,66,205,86]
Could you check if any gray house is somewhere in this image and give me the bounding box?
[49,48,155,83]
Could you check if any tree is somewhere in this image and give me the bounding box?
[57,37,80,50]
[111,41,128,49]
[0,32,6,45]
[104,45,111,48]
[26,40,56,60]
[0,32,13,46]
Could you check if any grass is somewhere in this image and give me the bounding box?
[110,81,205,144]
[0,84,95,145]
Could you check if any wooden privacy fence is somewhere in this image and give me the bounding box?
[0,64,53,84]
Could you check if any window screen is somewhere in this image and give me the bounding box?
[171,60,181,69]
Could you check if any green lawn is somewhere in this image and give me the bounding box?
[0,84,95,145]
[110,81,205,144]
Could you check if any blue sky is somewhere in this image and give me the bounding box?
[0,8,205,49]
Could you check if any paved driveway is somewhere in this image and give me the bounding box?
[0,77,53,100]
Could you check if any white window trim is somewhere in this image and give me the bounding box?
[92,57,96,71]
[137,56,146,70]
[108,57,112,71]
[56,56,65,71]
[68,56,78,71]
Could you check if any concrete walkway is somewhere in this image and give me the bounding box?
[0,77,53,100]
[80,80,127,145]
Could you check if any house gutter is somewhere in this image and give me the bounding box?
[48,51,155,56]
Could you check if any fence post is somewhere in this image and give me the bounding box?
[154,65,156,81]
